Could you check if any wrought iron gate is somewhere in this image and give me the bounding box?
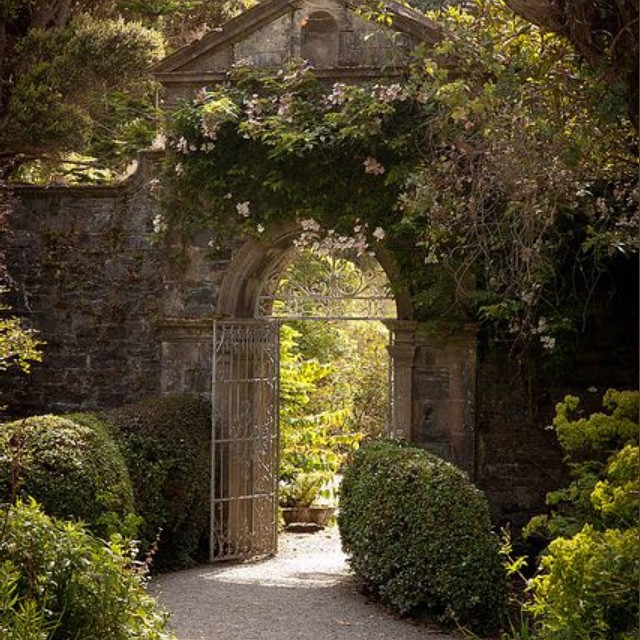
[210,320,279,562]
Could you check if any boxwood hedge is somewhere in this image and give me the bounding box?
[338,440,506,632]
[0,414,135,538]
[100,394,211,571]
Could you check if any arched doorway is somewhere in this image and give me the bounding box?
[209,224,413,562]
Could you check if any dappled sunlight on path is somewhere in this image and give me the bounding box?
[152,527,461,640]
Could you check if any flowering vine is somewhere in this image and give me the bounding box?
[162,2,638,353]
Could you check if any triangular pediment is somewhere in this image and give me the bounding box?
[153,0,441,103]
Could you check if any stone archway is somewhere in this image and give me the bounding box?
[207,222,415,561]
[214,222,416,440]
[215,222,413,321]
[159,221,478,477]
[153,0,477,492]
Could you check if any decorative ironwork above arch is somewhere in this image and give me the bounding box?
[256,247,396,320]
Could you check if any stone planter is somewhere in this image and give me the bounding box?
[281,506,336,527]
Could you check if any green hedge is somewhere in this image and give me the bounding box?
[338,440,505,632]
[0,414,135,538]
[101,394,211,571]
[0,499,174,640]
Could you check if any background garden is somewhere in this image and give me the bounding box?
[1,0,638,638]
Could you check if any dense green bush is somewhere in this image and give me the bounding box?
[528,525,639,640]
[523,390,639,639]
[0,499,174,640]
[101,394,211,571]
[0,414,136,538]
[338,440,505,631]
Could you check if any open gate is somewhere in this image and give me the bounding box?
[210,320,280,562]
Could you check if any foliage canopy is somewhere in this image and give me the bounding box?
[164,1,637,347]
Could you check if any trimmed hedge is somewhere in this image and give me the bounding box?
[0,414,135,538]
[0,499,174,640]
[101,394,211,571]
[338,440,506,632]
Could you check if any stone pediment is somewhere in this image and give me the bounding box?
[153,0,441,104]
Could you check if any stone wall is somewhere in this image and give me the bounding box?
[475,291,638,526]
[2,156,637,527]
[475,345,566,526]
[1,156,165,416]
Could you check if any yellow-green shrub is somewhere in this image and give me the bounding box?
[529,525,639,639]
[525,390,639,639]
[0,500,174,640]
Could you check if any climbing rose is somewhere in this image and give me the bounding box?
[363,157,385,175]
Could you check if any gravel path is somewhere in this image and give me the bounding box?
[152,526,462,640]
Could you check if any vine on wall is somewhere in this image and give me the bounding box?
[161,1,638,352]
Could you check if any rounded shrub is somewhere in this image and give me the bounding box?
[0,414,135,537]
[101,394,211,571]
[0,499,174,640]
[338,439,506,631]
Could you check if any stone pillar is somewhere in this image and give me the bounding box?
[411,323,478,478]
[159,319,213,397]
[386,321,417,440]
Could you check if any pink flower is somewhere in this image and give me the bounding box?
[363,157,385,175]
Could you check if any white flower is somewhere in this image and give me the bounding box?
[152,214,167,234]
[176,137,189,154]
[256,224,265,234]
[151,134,166,150]
[326,82,348,107]
[540,335,556,351]
[175,162,184,176]
[236,201,250,217]
[371,83,404,103]
[299,218,321,232]
[373,227,385,241]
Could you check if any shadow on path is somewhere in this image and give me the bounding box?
[151,527,461,640]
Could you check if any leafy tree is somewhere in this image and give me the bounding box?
[0,0,256,182]
[278,324,362,506]
[117,0,254,48]
[273,249,391,438]
[402,1,637,344]
[0,3,164,181]
[501,0,638,128]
